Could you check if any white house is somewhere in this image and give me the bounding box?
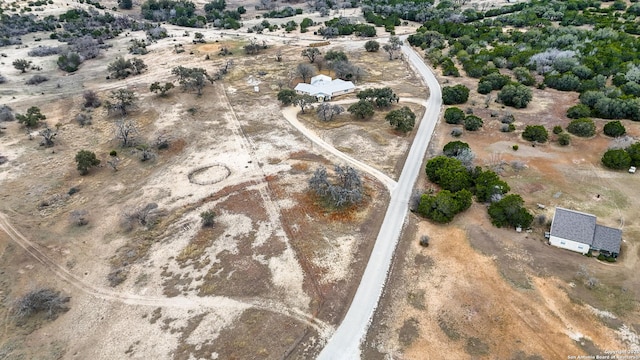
[294,74,355,101]
[549,207,622,257]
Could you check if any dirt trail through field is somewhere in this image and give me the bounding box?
[0,212,330,334]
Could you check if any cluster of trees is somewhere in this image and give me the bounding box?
[299,48,364,82]
[309,165,363,208]
[418,142,532,228]
[602,142,640,170]
[140,0,245,28]
[443,107,483,131]
[318,17,377,38]
[107,57,147,79]
[348,87,400,120]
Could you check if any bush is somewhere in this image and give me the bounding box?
[417,189,472,223]
[464,115,483,131]
[602,149,631,170]
[27,46,60,57]
[603,121,626,137]
[364,40,380,52]
[0,105,14,122]
[512,144,519,151]
[25,74,48,85]
[82,90,101,108]
[522,125,548,143]
[567,118,596,137]
[497,83,532,108]
[444,107,465,124]
[566,104,591,119]
[442,84,470,105]
[552,125,563,134]
[200,210,215,227]
[451,128,463,137]
[75,150,100,175]
[443,141,470,157]
[12,288,70,320]
[57,51,82,73]
[75,113,92,126]
[558,133,571,146]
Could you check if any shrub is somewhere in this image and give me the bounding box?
[364,40,380,52]
[0,105,14,122]
[25,74,48,85]
[75,150,100,175]
[552,125,563,134]
[419,235,429,247]
[512,144,519,151]
[57,51,82,73]
[522,125,548,143]
[566,104,591,119]
[82,90,101,108]
[464,115,483,131]
[451,128,463,137]
[27,46,60,57]
[417,189,472,223]
[497,83,532,108]
[501,123,515,132]
[603,121,626,137]
[12,288,70,320]
[442,84,470,105]
[75,113,92,126]
[444,107,465,124]
[567,118,596,137]
[558,133,571,146]
[443,141,470,157]
[602,149,631,170]
[200,210,215,227]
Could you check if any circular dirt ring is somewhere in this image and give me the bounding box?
[188,164,231,185]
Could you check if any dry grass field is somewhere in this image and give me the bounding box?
[1,0,639,359]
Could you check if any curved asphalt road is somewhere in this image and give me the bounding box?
[317,43,442,359]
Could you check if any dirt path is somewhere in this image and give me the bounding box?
[0,212,331,335]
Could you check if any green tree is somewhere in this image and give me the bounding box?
[497,83,532,108]
[364,40,380,52]
[473,169,510,203]
[513,67,535,86]
[301,47,321,63]
[149,82,175,97]
[626,142,640,166]
[488,194,533,228]
[105,89,137,116]
[464,115,483,131]
[16,106,46,128]
[444,107,465,124]
[294,94,316,114]
[324,50,348,63]
[357,87,399,108]
[348,100,375,119]
[386,106,416,132]
[567,118,596,137]
[417,189,472,223]
[602,149,631,170]
[277,89,297,106]
[13,59,32,73]
[603,121,626,137]
[425,156,472,192]
[75,150,100,175]
[442,84,470,105]
[522,125,548,143]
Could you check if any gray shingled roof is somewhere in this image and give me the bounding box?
[550,207,597,246]
[593,225,622,254]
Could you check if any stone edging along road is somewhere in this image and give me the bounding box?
[313,43,443,359]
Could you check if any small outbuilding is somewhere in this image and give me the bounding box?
[294,74,355,102]
[549,207,622,257]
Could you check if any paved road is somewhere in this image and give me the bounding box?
[317,43,442,359]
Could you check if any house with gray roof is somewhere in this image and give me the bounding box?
[294,74,355,101]
[549,207,622,257]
